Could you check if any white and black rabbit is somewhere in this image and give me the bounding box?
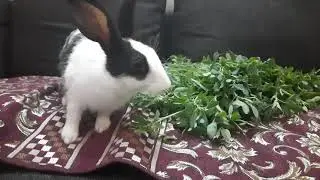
[58,0,171,144]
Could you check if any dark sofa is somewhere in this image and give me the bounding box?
[0,0,320,179]
[2,0,320,79]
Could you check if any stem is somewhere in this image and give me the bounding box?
[232,121,246,135]
[157,110,183,122]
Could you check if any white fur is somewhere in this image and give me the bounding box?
[60,30,171,144]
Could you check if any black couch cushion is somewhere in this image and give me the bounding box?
[0,0,9,77]
[8,0,74,77]
[132,0,166,55]
[0,0,9,24]
[8,0,166,77]
[0,26,7,77]
[166,0,320,70]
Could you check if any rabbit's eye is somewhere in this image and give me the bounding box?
[131,60,148,79]
[129,51,149,80]
[133,61,144,70]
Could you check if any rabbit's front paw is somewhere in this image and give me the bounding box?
[95,115,111,133]
[61,126,78,144]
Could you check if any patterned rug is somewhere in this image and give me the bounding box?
[0,76,320,180]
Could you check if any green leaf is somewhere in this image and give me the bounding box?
[221,128,232,141]
[189,110,199,129]
[226,53,232,60]
[232,99,250,114]
[236,55,247,62]
[228,105,234,115]
[218,111,228,121]
[203,72,211,77]
[191,78,208,91]
[232,69,239,75]
[173,87,188,97]
[174,87,188,93]
[272,101,282,111]
[249,103,259,119]
[207,121,218,139]
[130,53,320,143]
[199,117,208,125]
[306,96,320,104]
[216,105,224,112]
[302,81,308,86]
[231,111,240,121]
[233,84,249,95]
[302,106,308,112]
[155,110,160,120]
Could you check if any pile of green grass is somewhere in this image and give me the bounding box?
[129,52,320,141]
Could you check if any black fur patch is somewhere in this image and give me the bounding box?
[58,31,84,75]
[58,30,149,80]
[66,0,149,81]
[104,40,149,80]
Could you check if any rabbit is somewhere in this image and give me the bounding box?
[58,0,172,144]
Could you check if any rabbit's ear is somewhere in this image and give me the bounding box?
[118,0,136,38]
[68,0,119,45]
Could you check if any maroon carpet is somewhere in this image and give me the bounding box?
[0,76,320,179]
